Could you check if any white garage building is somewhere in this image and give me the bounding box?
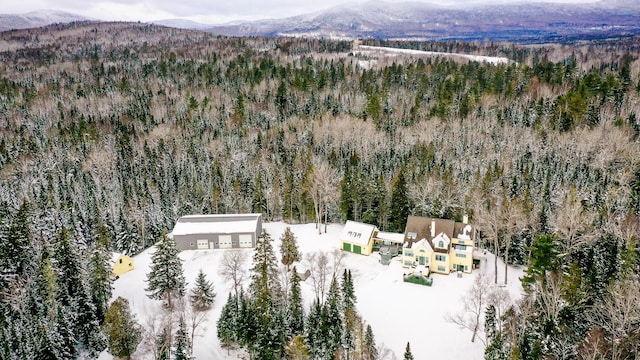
[171,214,262,250]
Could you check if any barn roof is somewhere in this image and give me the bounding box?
[340,220,377,246]
[172,213,262,236]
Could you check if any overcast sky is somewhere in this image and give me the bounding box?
[1,0,602,24]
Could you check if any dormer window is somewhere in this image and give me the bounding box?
[407,232,417,240]
[438,240,444,248]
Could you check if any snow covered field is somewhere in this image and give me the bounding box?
[106,222,525,359]
[357,45,512,65]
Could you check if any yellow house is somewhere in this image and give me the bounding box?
[402,216,476,275]
[340,220,377,255]
[402,238,433,267]
[111,253,134,279]
[450,222,475,273]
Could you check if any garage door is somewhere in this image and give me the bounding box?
[239,234,253,248]
[197,239,209,250]
[343,243,351,252]
[353,245,362,254]
[219,235,232,249]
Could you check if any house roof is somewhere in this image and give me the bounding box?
[172,213,262,236]
[341,220,377,246]
[433,232,451,251]
[403,216,475,251]
[410,238,434,252]
[110,252,131,265]
[454,222,476,241]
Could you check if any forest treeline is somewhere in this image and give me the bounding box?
[1,21,640,358]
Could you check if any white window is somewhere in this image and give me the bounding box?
[197,239,209,250]
[219,235,232,249]
[239,234,253,248]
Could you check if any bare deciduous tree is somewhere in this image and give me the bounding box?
[554,190,596,253]
[303,249,346,303]
[309,158,338,234]
[445,272,492,344]
[475,193,526,285]
[218,250,248,295]
[587,274,640,360]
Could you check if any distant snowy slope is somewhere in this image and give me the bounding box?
[204,0,640,40]
[150,19,211,30]
[0,10,90,32]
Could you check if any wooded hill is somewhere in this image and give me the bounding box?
[1,22,640,358]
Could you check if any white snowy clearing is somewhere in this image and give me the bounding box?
[356,45,512,65]
[103,222,525,360]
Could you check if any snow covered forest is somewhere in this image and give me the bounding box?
[1,21,640,359]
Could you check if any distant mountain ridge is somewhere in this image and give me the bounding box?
[202,0,640,41]
[0,10,90,32]
[2,1,640,42]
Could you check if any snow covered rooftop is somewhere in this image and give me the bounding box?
[376,231,405,243]
[410,238,434,252]
[172,214,261,236]
[340,220,377,246]
[433,232,451,249]
[110,252,122,265]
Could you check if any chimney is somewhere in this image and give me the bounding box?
[463,214,469,224]
[430,219,436,237]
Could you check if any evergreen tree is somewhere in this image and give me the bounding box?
[252,172,267,214]
[146,231,186,308]
[280,227,301,271]
[363,324,377,360]
[521,233,561,289]
[305,299,324,359]
[484,305,507,360]
[36,315,71,360]
[52,226,105,356]
[89,224,113,323]
[341,269,356,313]
[285,335,311,360]
[2,201,36,278]
[190,269,215,311]
[103,297,142,360]
[403,342,414,360]
[174,316,192,360]
[324,276,343,358]
[249,230,286,360]
[389,168,410,232]
[217,293,239,353]
[287,267,305,336]
[250,230,282,312]
[341,270,357,359]
[237,290,259,353]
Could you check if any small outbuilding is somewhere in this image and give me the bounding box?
[171,213,262,251]
[340,220,377,255]
[111,253,134,279]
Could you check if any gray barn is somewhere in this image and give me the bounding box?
[171,214,263,250]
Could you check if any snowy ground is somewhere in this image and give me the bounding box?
[356,45,512,65]
[104,222,525,359]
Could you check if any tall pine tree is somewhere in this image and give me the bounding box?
[146,231,186,308]
[287,266,305,336]
[389,168,410,233]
